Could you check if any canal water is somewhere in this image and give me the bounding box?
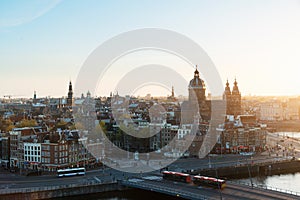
[236,172,300,195]
[236,132,300,195]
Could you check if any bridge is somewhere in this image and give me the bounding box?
[120,176,299,200]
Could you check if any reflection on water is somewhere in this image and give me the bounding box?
[237,172,300,194]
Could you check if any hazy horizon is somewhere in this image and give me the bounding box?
[1,0,300,97]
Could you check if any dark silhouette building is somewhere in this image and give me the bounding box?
[181,66,211,123]
[67,81,73,107]
[33,91,37,104]
[223,79,241,116]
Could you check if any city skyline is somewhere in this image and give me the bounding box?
[2,2,300,199]
[1,0,300,97]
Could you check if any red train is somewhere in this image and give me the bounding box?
[162,171,192,183]
[193,175,226,189]
[162,171,226,189]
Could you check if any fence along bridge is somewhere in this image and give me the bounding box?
[120,176,299,200]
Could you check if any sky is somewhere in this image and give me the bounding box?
[0,0,300,98]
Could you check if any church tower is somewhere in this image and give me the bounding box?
[231,78,241,116]
[33,91,37,104]
[187,65,211,121]
[223,78,242,116]
[171,86,174,98]
[67,81,73,107]
[188,66,206,104]
[223,80,231,115]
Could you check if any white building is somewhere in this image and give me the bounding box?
[24,143,41,169]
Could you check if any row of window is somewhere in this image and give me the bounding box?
[24,146,41,151]
[24,151,40,156]
[41,151,68,157]
[24,156,41,162]
[41,145,68,151]
[41,157,67,164]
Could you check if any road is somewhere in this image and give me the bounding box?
[1,131,299,197]
[123,176,297,200]
[0,153,291,190]
[0,168,126,189]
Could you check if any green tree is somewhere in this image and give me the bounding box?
[56,121,68,130]
[0,119,15,132]
[16,119,37,128]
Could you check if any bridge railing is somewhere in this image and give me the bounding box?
[230,180,300,197]
[121,180,208,200]
[0,179,117,195]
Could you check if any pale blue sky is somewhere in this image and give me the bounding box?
[1,0,300,98]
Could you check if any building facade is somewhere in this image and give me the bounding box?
[223,79,242,116]
[23,142,41,170]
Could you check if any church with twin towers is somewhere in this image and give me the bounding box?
[181,66,242,123]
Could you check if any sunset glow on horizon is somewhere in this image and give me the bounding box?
[1,0,300,98]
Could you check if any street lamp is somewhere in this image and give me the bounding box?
[246,157,253,188]
[208,154,211,169]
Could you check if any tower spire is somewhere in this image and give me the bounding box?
[226,79,229,87]
[171,86,174,97]
[194,65,199,77]
[67,81,73,107]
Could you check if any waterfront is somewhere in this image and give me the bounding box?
[1,131,300,200]
[54,129,300,200]
[237,172,300,195]
[52,173,300,200]
[238,131,300,195]
[276,132,300,139]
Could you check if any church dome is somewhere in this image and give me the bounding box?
[189,67,205,89]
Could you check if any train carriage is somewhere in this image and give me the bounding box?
[193,175,226,189]
[162,171,192,183]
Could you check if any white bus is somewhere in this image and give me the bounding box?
[57,167,86,177]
